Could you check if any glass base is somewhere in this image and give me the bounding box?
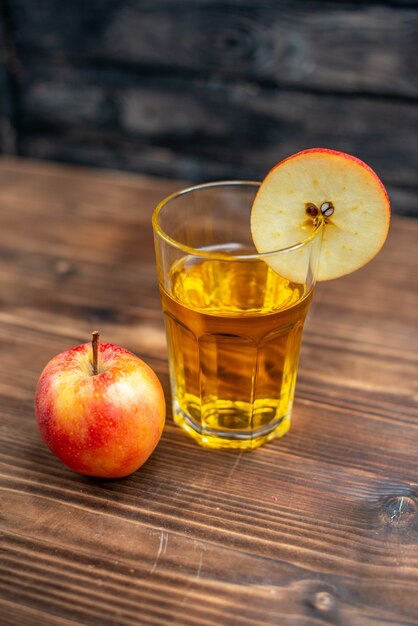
[173,401,291,451]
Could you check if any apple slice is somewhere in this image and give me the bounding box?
[251,149,390,282]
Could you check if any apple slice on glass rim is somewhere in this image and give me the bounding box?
[250,148,391,283]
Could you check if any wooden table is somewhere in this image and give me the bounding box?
[0,158,417,626]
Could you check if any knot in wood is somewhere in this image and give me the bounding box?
[55,259,72,275]
[312,591,335,612]
[383,495,417,528]
[205,17,257,66]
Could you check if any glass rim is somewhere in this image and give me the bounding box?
[152,180,323,260]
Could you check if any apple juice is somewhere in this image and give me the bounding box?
[160,248,313,450]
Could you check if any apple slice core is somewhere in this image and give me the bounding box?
[250,149,391,282]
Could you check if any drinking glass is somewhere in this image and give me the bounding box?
[153,182,322,450]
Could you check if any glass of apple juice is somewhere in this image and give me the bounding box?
[152,182,323,450]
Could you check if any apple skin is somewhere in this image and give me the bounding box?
[35,342,166,478]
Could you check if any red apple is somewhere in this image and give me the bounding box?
[35,333,166,478]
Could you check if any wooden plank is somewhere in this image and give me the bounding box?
[0,66,15,153]
[7,0,418,98]
[17,136,418,217]
[0,158,417,625]
[0,8,16,154]
[1,493,418,625]
[15,68,418,195]
[0,599,83,626]
[387,184,418,218]
[5,2,417,208]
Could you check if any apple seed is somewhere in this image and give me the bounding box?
[305,203,319,217]
[320,202,335,217]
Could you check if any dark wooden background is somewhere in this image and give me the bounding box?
[0,0,417,216]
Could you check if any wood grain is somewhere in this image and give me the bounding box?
[15,64,418,196]
[7,0,418,98]
[0,158,417,626]
[0,7,15,155]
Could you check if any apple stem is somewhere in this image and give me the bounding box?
[92,331,99,375]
